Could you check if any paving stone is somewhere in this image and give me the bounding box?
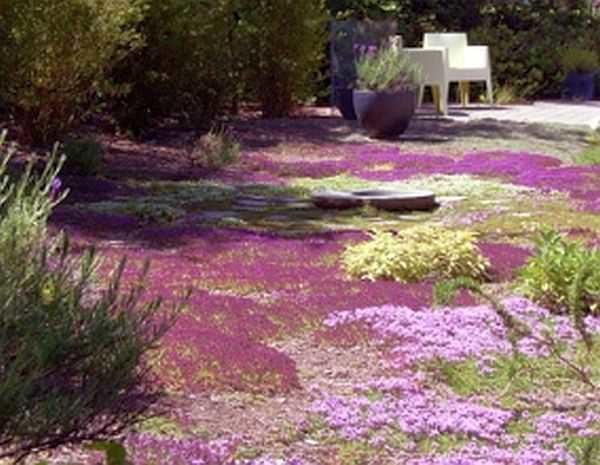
[191,211,241,221]
[434,100,600,128]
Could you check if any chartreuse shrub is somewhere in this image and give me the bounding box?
[343,226,489,282]
[0,132,179,461]
[519,229,600,316]
[0,0,145,143]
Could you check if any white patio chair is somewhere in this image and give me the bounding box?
[404,47,450,116]
[423,33,493,107]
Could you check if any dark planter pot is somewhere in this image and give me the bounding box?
[562,72,596,101]
[334,87,357,120]
[353,89,416,139]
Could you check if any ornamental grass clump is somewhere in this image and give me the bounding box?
[189,127,240,170]
[519,229,600,317]
[0,132,180,461]
[343,226,489,283]
[355,44,422,92]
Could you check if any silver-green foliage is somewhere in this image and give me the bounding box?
[343,225,489,282]
[355,45,423,92]
[0,132,178,461]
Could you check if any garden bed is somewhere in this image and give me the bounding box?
[35,112,600,465]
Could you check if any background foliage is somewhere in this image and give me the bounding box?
[240,0,328,117]
[0,0,145,143]
[0,0,599,141]
[328,0,600,99]
[112,0,242,133]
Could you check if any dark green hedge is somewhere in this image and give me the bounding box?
[328,0,600,99]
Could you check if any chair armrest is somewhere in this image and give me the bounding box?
[464,46,490,69]
[404,48,448,83]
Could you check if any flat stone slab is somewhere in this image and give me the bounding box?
[313,189,437,211]
[190,211,241,221]
[312,191,363,210]
[433,100,600,129]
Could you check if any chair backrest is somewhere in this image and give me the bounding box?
[423,33,467,68]
[404,47,448,85]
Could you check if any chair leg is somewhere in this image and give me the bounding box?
[459,81,470,107]
[441,82,450,116]
[432,86,441,113]
[486,77,494,105]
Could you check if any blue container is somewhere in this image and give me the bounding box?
[562,72,596,101]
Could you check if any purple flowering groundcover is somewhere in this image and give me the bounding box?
[43,121,600,465]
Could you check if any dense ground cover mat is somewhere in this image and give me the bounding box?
[0,114,595,464]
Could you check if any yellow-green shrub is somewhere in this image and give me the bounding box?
[343,226,489,282]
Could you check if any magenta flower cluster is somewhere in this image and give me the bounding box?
[324,297,600,366]
[309,298,600,463]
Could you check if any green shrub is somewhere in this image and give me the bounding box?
[0,0,145,143]
[0,132,179,461]
[63,138,103,176]
[519,229,600,316]
[240,0,328,117]
[112,0,241,133]
[469,3,599,98]
[114,0,327,128]
[559,46,599,74]
[189,127,240,170]
[343,226,489,282]
[355,44,422,92]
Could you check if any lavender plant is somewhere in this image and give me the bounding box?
[0,132,181,461]
[355,45,422,92]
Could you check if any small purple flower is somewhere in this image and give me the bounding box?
[367,45,378,56]
[50,177,62,200]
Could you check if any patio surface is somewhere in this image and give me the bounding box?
[442,100,600,128]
